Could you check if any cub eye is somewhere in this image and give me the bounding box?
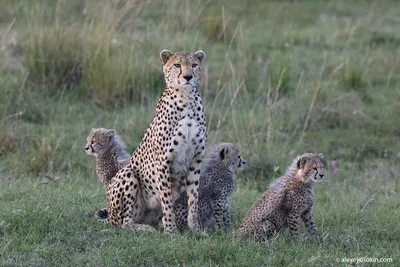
[174,64,181,68]
[313,167,317,171]
[192,64,198,68]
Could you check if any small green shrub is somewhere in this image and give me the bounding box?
[340,67,365,89]
[337,65,371,102]
[23,21,83,90]
[270,66,292,95]
[337,64,364,88]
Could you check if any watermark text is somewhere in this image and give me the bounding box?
[337,257,393,264]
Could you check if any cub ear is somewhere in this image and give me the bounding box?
[194,50,205,62]
[106,129,116,137]
[318,153,324,159]
[160,49,174,64]
[220,147,228,160]
[297,156,309,169]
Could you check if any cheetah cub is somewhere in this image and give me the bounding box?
[85,128,132,221]
[85,128,131,186]
[238,153,324,241]
[174,143,246,230]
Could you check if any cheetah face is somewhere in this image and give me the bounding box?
[217,143,246,170]
[297,153,325,183]
[235,154,246,169]
[160,50,205,90]
[85,128,115,157]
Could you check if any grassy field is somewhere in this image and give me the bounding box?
[1,0,399,266]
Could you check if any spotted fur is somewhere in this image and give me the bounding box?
[85,128,130,185]
[99,50,207,234]
[85,128,132,221]
[174,143,246,231]
[238,153,325,241]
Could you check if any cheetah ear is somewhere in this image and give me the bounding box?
[318,153,324,159]
[220,147,229,160]
[297,156,309,169]
[219,147,226,160]
[194,50,205,62]
[160,49,174,65]
[106,129,116,137]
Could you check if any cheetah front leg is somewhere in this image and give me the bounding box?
[157,162,178,234]
[185,150,205,233]
[287,209,301,241]
[222,203,232,229]
[213,199,230,230]
[301,207,320,241]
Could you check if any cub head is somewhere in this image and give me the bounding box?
[85,128,116,157]
[160,49,206,90]
[296,153,325,183]
[214,143,246,170]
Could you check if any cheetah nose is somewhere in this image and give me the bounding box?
[183,75,193,81]
[85,146,89,151]
[319,174,324,179]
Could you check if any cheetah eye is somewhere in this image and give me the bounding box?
[313,167,317,171]
[174,64,181,68]
[192,64,198,68]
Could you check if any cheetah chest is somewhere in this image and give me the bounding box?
[170,107,205,179]
[286,186,314,212]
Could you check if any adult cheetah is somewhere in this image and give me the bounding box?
[100,50,207,234]
[174,143,246,231]
[238,153,325,241]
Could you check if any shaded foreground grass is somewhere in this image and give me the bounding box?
[1,158,399,266]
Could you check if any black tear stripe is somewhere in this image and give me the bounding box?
[178,66,182,80]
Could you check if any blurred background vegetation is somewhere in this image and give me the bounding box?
[0,0,399,184]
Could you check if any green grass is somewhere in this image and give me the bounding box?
[1,161,399,266]
[1,0,400,266]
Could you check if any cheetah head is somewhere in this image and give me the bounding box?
[160,50,206,90]
[85,128,116,157]
[296,153,325,183]
[214,143,246,170]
